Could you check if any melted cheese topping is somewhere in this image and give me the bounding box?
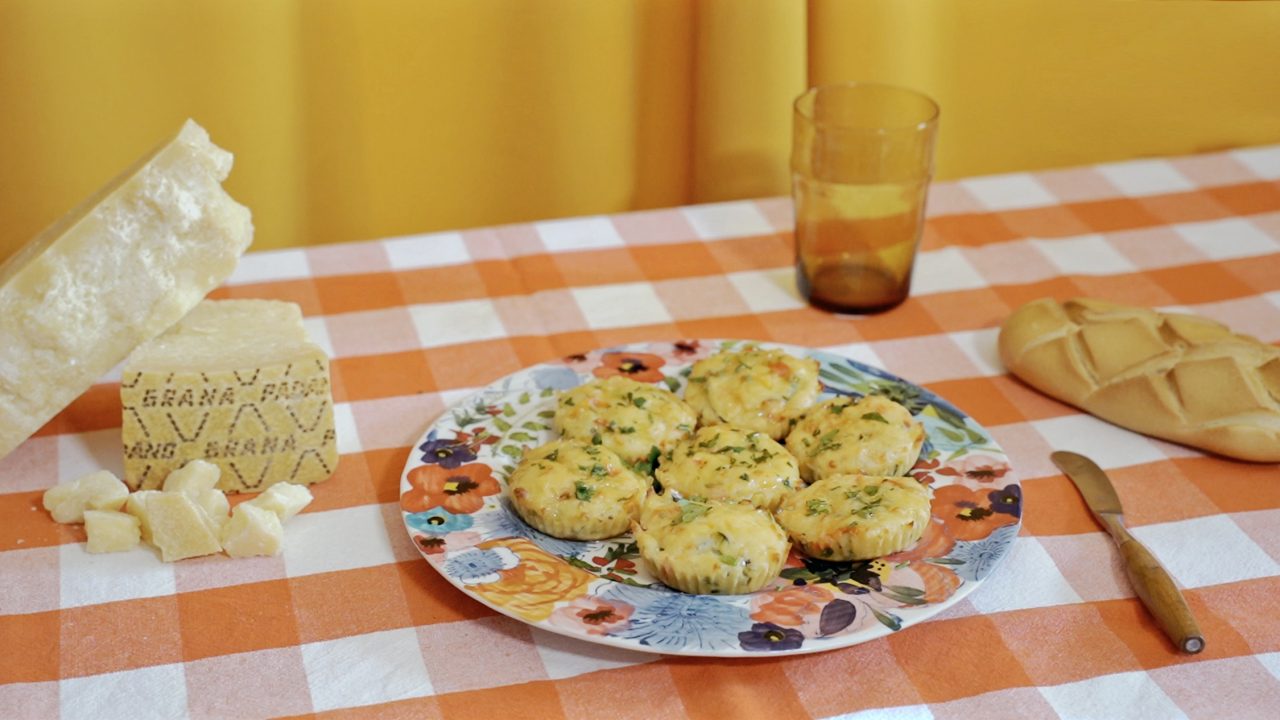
[684,347,821,439]
[785,395,924,482]
[507,439,648,540]
[776,474,932,561]
[632,491,790,594]
[553,376,696,463]
[655,424,799,511]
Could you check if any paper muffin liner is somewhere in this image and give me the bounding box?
[789,517,928,562]
[639,538,789,595]
[633,514,790,595]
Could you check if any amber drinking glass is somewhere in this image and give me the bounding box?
[792,83,939,313]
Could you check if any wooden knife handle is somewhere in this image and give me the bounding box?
[1114,531,1205,654]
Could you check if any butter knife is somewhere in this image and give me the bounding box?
[1050,451,1205,654]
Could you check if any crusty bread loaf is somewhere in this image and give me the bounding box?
[998,297,1280,462]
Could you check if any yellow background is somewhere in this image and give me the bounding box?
[2,0,1278,261]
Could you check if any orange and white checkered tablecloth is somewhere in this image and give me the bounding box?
[3,146,1280,719]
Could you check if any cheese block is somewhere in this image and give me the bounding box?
[0,119,253,462]
[121,300,339,491]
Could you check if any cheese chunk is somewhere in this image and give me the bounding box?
[146,492,223,562]
[125,490,161,543]
[246,482,314,522]
[221,503,284,558]
[84,510,142,553]
[121,300,339,492]
[195,489,231,532]
[42,470,130,524]
[0,120,253,462]
[162,459,221,496]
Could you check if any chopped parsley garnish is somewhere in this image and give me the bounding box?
[591,432,602,446]
[676,498,712,524]
[719,554,739,566]
[809,429,842,457]
[631,446,662,476]
[830,402,849,414]
[633,396,647,408]
[861,412,889,424]
[574,481,596,501]
[806,498,831,515]
[589,463,608,477]
[545,449,559,461]
[739,473,750,482]
[697,433,721,449]
[618,426,636,434]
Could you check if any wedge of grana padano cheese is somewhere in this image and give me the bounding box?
[121,300,338,492]
[0,119,253,462]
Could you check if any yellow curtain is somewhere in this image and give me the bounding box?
[3,0,1278,262]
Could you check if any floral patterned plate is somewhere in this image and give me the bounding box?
[399,340,1021,657]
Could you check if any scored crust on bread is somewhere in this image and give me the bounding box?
[998,297,1280,463]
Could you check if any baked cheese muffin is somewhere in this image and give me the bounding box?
[684,346,821,440]
[785,395,925,482]
[554,376,696,465]
[507,439,649,540]
[776,474,931,561]
[632,491,790,595]
[655,424,800,512]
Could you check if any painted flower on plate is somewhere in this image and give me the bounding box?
[418,432,478,469]
[738,622,805,652]
[466,538,594,622]
[444,546,520,585]
[947,523,1019,582]
[402,463,501,515]
[530,366,582,390]
[908,456,942,485]
[548,596,634,636]
[931,483,1019,541]
[750,584,834,627]
[935,454,1011,485]
[406,507,475,535]
[416,530,481,556]
[602,586,750,652]
[592,351,667,383]
[988,484,1021,517]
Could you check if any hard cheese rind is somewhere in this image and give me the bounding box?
[121,300,338,491]
[0,119,253,461]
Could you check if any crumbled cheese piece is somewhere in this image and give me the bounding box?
[162,460,221,496]
[84,510,142,553]
[42,470,130,524]
[220,503,284,558]
[146,492,223,562]
[246,482,314,522]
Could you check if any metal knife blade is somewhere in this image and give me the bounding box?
[1050,451,1123,518]
[1050,450,1205,654]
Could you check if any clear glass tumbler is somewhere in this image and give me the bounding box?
[792,83,940,314]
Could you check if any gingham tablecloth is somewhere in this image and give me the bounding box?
[3,146,1280,720]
